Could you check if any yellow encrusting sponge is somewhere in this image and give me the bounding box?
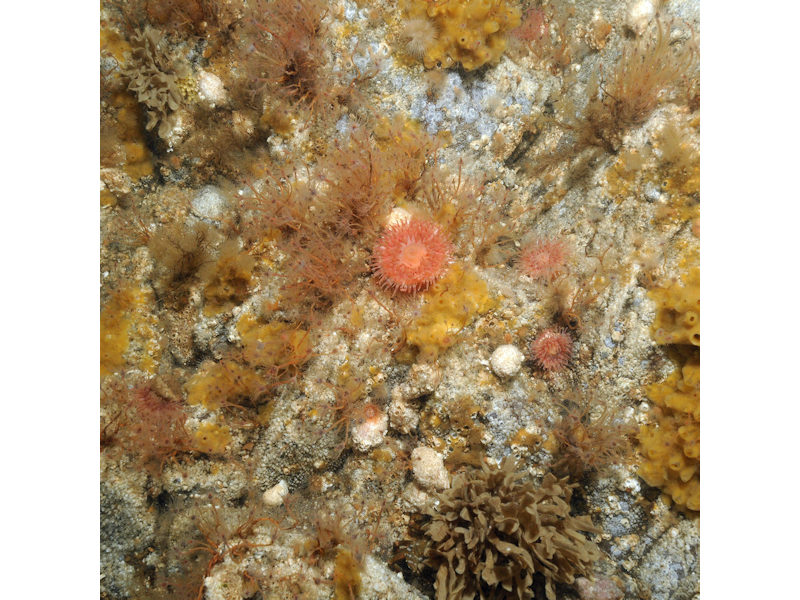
[402,0,521,70]
[649,266,699,346]
[638,355,700,512]
[406,264,496,358]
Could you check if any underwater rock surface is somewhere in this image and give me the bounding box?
[101,1,700,598]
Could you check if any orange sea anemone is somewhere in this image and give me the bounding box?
[372,217,453,294]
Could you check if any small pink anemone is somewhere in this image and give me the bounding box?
[531,327,573,371]
[519,238,570,282]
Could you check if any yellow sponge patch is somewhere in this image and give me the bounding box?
[406,264,496,358]
[333,548,362,600]
[238,313,312,373]
[100,285,161,376]
[649,266,699,346]
[185,360,262,411]
[638,353,700,512]
[194,422,232,454]
[403,0,521,70]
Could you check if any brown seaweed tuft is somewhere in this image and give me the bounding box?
[421,457,600,600]
[144,0,244,38]
[148,220,222,309]
[120,25,189,138]
[573,18,697,152]
[548,394,637,480]
[245,0,332,110]
[101,378,193,474]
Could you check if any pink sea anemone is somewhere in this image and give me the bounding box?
[531,327,573,371]
[519,238,570,282]
[372,217,453,293]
